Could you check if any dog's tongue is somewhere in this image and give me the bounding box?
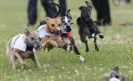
[67,32,73,37]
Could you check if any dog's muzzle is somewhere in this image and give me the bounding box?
[33,41,41,51]
[56,27,61,30]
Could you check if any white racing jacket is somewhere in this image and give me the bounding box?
[37,25,50,38]
[10,34,27,52]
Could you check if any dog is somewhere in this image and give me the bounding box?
[60,9,85,61]
[37,3,62,39]
[37,3,85,62]
[103,66,128,81]
[6,28,41,70]
[37,2,62,50]
[77,1,104,52]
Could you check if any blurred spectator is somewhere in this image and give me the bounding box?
[91,0,111,26]
[27,0,57,26]
[127,0,131,3]
[59,0,67,16]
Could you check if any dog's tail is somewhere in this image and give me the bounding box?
[6,39,12,55]
[51,3,61,18]
[6,38,13,63]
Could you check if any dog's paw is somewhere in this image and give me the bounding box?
[79,56,85,62]
[99,34,104,39]
[92,33,96,38]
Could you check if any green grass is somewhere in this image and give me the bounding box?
[0,0,133,81]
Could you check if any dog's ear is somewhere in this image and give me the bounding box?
[24,28,30,36]
[56,17,61,24]
[67,9,72,19]
[67,9,70,15]
[45,17,50,21]
[79,6,84,11]
[85,1,92,9]
[56,17,61,21]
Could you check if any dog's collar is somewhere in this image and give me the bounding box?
[26,44,33,51]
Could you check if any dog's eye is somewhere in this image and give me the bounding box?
[68,20,70,22]
[51,24,55,27]
[31,37,35,40]
[58,24,61,26]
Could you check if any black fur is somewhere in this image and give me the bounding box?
[77,1,104,52]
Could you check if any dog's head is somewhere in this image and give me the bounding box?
[44,2,62,35]
[79,1,92,21]
[45,17,61,35]
[24,28,40,50]
[110,66,120,79]
[61,9,72,33]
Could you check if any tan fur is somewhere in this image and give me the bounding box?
[41,35,70,51]
[40,16,63,49]
[40,16,85,62]
[45,17,61,33]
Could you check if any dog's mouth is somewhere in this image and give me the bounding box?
[56,27,61,30]
[50,29,61,35]
[26,42,41,51]
[49,26,61,34]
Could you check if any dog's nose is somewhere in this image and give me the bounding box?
[99,34,104,39]
[34,42,41,50]
[34,45,41,50]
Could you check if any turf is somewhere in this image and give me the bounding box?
[0,0,133,81]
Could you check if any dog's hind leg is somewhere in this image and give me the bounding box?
[13,51,26,70]
[94,37,99,51]
[10,54,16,70]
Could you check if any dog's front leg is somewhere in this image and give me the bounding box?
[48,39,58,47]
[79,31,89,52]
[41,37,58,50]
[31,53,42,68]
[94,37,99,51]
[78,55,85,62]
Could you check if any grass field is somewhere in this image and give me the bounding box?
[0,0,133,81]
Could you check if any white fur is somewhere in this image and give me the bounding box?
[109,77,121,81]
[79,55,85,62]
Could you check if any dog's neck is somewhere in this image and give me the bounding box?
[80,16,94,26]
